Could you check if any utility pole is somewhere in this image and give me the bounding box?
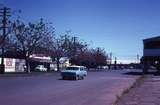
[73,36,77,57]
[114,57,117,70]
[0,7,11,74]
[137,54,139,64]
[109,52,112,70]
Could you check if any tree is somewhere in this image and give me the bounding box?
[50,33,88,71]
[92,47,107,68]
[13,19,54,73]
[70,47,108,69]
[50,38,64,71]
[60,33,88,59]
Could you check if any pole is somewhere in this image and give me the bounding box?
[73,36,77,57]
[114,57,117,70]
[109,52,112,70]
[0,7,11,73]
[137,54,139,63]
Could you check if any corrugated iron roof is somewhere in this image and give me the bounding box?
[30,58,53,64]
[143,36,160,42]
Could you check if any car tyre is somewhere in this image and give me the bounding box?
[75,75,79,80]
[62,77,65,80]
[81,76,84,80]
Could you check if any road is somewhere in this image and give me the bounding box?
[0,70,140,105]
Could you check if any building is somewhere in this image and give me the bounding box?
[0,51,71,73]
[29,54,53,71]
[142,36,160,73]
[30,54,70,71]
[0,58,25,72]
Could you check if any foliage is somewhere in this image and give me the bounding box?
[70,47,107,69]
[12,19,54,72]
[0,7,108,72]
[50,33,88,71]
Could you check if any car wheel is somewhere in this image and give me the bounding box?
[62,77,65,80]
[75,75,79,80]
[81,76,84,80]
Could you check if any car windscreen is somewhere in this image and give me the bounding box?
[66,67,79,70]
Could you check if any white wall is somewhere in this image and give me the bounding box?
[0,58,25,72]
[5,58,16,72]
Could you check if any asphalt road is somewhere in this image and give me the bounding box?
[0,70,140,105]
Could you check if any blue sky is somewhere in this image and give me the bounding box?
[1,0,160,63]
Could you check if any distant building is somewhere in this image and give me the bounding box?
[0,58,25,72]
[0,51,25,72]
[29,54,53,71]
[0,53,70,72]
[30,54,70,71]
[142,36,160,73]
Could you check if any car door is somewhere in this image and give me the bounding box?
[80,67,85,76]
[82,67,87,76]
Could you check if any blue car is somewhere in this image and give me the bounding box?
[61,66,87,80]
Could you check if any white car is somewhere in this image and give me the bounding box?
[35,65,47,71]
[61,66,87,80]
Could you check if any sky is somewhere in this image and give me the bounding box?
[1,0,160,63]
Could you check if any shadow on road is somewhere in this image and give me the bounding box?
[123,71,160,76]
[58,78,77,81]
[123,71,143,75]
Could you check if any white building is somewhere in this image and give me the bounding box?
[0,58,25,72]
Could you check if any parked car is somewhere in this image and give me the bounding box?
[61,66,87,80]
[35,65,47,71]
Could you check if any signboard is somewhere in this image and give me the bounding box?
[6,58,13,67]
[5,58,15,72]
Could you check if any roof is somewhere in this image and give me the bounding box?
[30,58,53,64]
[68,65,86,68]
[143,36,160,43]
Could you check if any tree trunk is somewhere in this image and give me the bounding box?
[56,57,60,71]
[47,63,50,72]
[25,58,31,73]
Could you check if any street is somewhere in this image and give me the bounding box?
[0,70,140,105]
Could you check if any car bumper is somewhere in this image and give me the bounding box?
[61,72,76,78]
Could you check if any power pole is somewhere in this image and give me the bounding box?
[109,52,112,70]
[114,57,117,70]
[73,36,77,57]
[137,54,139,63]
[0,7,11,74]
